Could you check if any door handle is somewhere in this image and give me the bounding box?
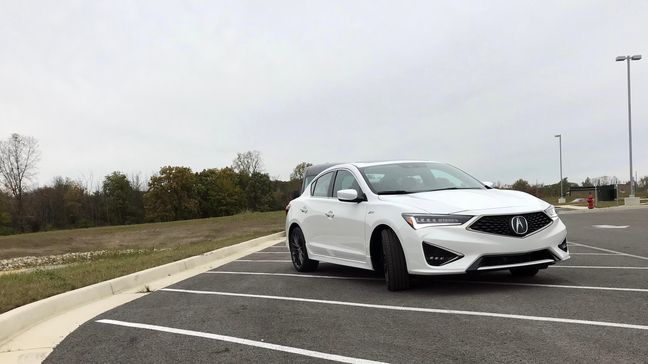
[325,211,334,218]
[300,207,308,213]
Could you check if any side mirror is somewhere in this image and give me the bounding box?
[337,189,360,202]
[482,181,494,188]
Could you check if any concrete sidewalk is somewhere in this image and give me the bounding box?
[559,203,648,214]
[0,233,285,364]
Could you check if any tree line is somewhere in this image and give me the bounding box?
[0,135,308,235]
[508,176,648,197]
[3,133,645,235]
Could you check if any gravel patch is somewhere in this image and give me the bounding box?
[0,249,169,272]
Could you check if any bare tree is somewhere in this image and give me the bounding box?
[639,176,648,191]
[128,172,144,191]
[0,134,41,231]
[232,150,264,176]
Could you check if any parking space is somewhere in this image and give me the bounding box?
[45,208,648,363]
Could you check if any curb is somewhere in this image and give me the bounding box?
[0,231,285,347]
[558,204,648,214]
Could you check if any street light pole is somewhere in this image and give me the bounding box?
[554,134,564,203]
[616,54,642,199]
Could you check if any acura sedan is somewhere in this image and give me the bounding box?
[285,161,569,291]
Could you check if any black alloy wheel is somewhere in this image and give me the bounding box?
[289,227,319,272]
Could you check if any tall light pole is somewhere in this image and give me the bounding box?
[554,134,565,203]
[616,54,642,200]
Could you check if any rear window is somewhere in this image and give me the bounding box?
[302,175,315,193]
[311,172,334,197]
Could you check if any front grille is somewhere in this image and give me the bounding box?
[469,211,552,237]
[468,249,556,271]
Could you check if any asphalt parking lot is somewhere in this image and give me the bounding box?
[45,207,648,363]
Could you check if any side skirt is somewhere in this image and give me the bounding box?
[308,253,374,271]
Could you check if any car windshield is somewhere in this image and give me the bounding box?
[359,162,485,195]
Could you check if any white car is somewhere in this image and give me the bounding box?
[285,161,569,291]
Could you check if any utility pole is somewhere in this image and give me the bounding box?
[616,54,642,204]
[554,134,565,203]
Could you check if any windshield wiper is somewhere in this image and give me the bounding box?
[377,190,411,195]
[425,187,481,192]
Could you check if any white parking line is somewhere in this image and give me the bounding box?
[159,288,648,331]
[569,242,648,261]
[252,252,290,254]
[236,259,292,263]
[96,319,385,364]
[205,271,382,281]
[233,259,648,269]
[205,270,648,293]
[568,253,620,256]
[444,280,648,293]
[592,225,630,229]
[552,266,648,270]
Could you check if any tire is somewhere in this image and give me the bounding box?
[381,229,410,291]
[510,266,540,277]
[289,227,319,272]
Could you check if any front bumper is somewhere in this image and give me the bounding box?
[397,216,569,275]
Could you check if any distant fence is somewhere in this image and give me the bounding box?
[569,185,617,201]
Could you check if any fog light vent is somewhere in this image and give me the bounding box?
[422,242,463,266]
[558,239,568,252]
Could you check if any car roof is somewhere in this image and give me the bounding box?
[308,160,446,181]
[351,160,441,168]
[304,163,341,177]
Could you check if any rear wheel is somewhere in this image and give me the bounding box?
[289,227,319,272]
[381,229,410,291]
[510,266,539,277]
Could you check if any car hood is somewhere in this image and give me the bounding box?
[378,189,548,215]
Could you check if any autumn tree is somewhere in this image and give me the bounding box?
[127,173,146,223]
[0,191,12,235]
[196,168,246,217]
[144,166,199,222]
[27,177,87,230]
[0,134,41,231]
[290,162,312,181]
[246,172,273,211]
[511,179,533,194]
[102,172,142,225]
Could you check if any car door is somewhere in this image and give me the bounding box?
[325,169,367,263]
[300,171,335,256]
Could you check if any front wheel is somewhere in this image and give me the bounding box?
[289,227,319,272]
[381,229,410,291]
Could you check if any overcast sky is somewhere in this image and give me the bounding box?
[1,1,647,188]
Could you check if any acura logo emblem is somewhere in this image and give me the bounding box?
[511,216,529,235]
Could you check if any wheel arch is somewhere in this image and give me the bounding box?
[369,224,396,271]
[288,222,301,240]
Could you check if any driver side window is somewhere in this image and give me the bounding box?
[333,170,362,198]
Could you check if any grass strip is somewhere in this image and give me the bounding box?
[0,211,285,259]
[0,228,281,314]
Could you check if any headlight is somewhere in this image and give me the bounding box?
[544,205,558,219]
[402,213,473,229]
